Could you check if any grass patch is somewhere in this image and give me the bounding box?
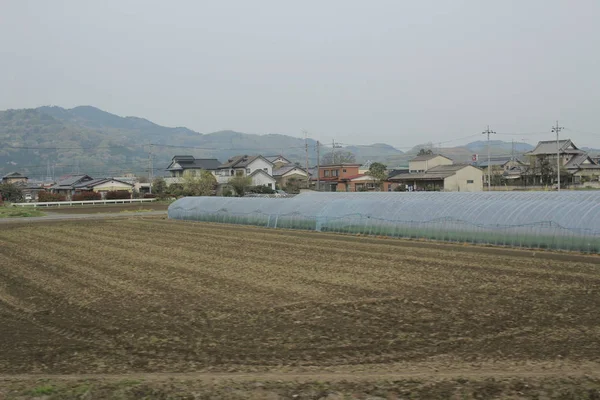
[30,385,55,395]
[0,207,45,218]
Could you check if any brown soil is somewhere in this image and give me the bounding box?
[42,202,169,214]
[1,219,600,398]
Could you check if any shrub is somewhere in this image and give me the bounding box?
[0,183,24,202]
[38,191,66,202]
[72,191,101,201]
[248,185,275,194]
[143,193,157,198]
[105,190,131,200]
[166,183,184,197]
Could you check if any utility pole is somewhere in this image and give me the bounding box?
[302,130,310,189]
[482,125,496,191]
[511,139,515,162]
[148,143,153,194]
[332,139,337,164]
[552,121,563,191]
[316,140,321,191]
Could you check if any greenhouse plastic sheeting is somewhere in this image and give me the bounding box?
[168,192,600,253]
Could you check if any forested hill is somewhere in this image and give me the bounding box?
[0,106,328,179]
[0,105,551,180]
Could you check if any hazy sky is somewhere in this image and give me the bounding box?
[1,0,599,148]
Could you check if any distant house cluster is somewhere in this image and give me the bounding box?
[473,139,600,186]
[0,172,149,202]
[4,138,599,203]
[165,154,311,193]
[313,155,483,193]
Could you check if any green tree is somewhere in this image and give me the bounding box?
[417,148,434,156]
[181,170,217,196]
[321,151,356,165]
[229,175,252,197]
[167,183,184,197]
[152,177,167,196]
[284,177,301,194]
[0,183,24,203]
[367,162,387,191]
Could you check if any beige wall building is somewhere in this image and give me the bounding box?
[409,154,453,173]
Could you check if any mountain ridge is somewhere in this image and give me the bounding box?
[0,105,571,179]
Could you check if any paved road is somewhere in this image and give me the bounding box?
[0,210,166,224]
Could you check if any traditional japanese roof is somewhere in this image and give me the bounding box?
[218,155,273,169]
[525,139,583,156]
[167,156,221,171]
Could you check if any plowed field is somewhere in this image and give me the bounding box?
[1,217,600,398]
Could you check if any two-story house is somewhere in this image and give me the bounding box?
[317,163,362,191]
[215,155,277,189]
[388,154,483,192]
[408,154,452,173]
[524,139,600,184]
[2,172,28,185]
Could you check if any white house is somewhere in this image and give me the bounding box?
[215,155,276,188]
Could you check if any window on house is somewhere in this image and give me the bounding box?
[332,170,339,177]
[246,168,251,174]
[343,169,347,173]
[324,170,330,177]
[467,180,474,184]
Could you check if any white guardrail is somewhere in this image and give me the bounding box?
[11,198,157,207]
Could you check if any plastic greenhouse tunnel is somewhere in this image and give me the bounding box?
[168,192,600,253]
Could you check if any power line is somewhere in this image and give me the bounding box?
[482,125,496,191]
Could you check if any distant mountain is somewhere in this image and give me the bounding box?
[0,106,403,179]
[345,143,403,162]
[465,140,534,154]
[7,105,586,179]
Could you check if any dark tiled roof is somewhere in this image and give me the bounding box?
[565,154,600,170]
[2,172,27,179]
[168,157,221,170]
[476,157,526,168]
[172,155,195,162]
[388,169,409,179]
[51,175,93,188]
[219,155,272,169]
[74,178,134,189]
[525,139,583,156]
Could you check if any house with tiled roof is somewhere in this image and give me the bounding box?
[265,155,292,169]
[272,164,310,192]
[215,155,276,189]
[2,172,28,185]
[166,155,222,177]
[388,164,483,192]
[524,139,600,184]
